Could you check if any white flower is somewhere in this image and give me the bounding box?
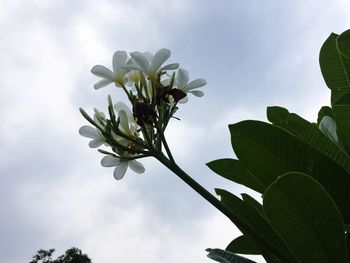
[123,48,179,79]
[111,101,141,148]
[114,102,139,135]
[101,155,145,180]
[174,68,206,103]
[126,69,141,87]
[91,50,130,89]
[79,125,106,148]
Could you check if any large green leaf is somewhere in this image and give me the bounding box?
[229,120,350,223]
[337,29,350,58]
[206,248,256,263]
[266,106,350,173]
[226,235,260,255]
[263,172,348,263]
[207,159,265,193]
[216,189,297,263]
[319,32,350,105]
[333,104,350,153]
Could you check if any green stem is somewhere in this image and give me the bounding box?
[121,84,134,102]
[155,153,294,263]
[156,122,174,163]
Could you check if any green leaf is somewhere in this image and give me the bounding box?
[319,116,339,145]
[229,120,350,223]
[337,29,350,58]
[266,106,290,125]
[216,189,297,263]
[226,235,260,255]
[267,106,350,173]
[319,32,350,105]
[263,172,348,263]
[207,159,265,193]
[206,248,257,263]
[317,106,334,125]
[333,104,350,153]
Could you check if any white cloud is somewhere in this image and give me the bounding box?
[165,120,206,164]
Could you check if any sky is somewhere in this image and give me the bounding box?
[1,0,350,262]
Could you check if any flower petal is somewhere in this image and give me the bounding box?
[79,125,100,139]
[91,65,115,81]
[101,156,121,167]
[189,90,204,97]
[114,162,128,180]
[143,52,153,62]
[113,51,128,76]
[185,79,207,91]
[161,63,179,71]
[114,102,133,119]
[176,68,189,88]
[119,110,130,134]
[128,160,145,174]
[89,139,104,148]
[130,52,150,74]
[150,48,170,73]
[121,64,142,71]
[94,79,112,90]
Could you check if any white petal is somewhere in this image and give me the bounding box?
[114,162,128,180]
[91,65,115,81]
[161,78,171,86]
[189,90,204,97]
[161,63,179,71]
[150,48,170,73]
[143,52,153,62]
[89,139,104,148]
[113,51,128,76]
[94,79,112,90]
[176,68,189,88]
[130,52,150,74]
[101,155,121,167]
[121,64,142,71]
[79,125,100,139]
[114,102,133,119]
[119,110,130,134]
[185,79,207,91]
[128,160,145,174]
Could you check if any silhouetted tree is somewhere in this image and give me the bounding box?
[29,247,91,263]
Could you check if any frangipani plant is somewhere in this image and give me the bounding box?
[80,30,350,263]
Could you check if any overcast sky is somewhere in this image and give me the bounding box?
[1,1,350,262]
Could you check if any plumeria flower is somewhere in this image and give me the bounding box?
[91,50,130,89]
[79,125,106,148]
[101,155,145,180]
[174,68,206,103]
[123,48,179,79]
[126,69,141,87]
[112,101,141,147]
[114,102,139,136]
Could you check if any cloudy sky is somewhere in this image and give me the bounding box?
[1,0,350,262]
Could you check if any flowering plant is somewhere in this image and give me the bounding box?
[80,48,206,180]
[80,30,350,263]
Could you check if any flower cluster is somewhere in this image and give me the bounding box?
[79,48,206,180]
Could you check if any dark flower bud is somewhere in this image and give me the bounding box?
[168,88,187,102]
[133,101,156,126]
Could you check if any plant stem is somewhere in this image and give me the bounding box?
[154,153,294,263]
